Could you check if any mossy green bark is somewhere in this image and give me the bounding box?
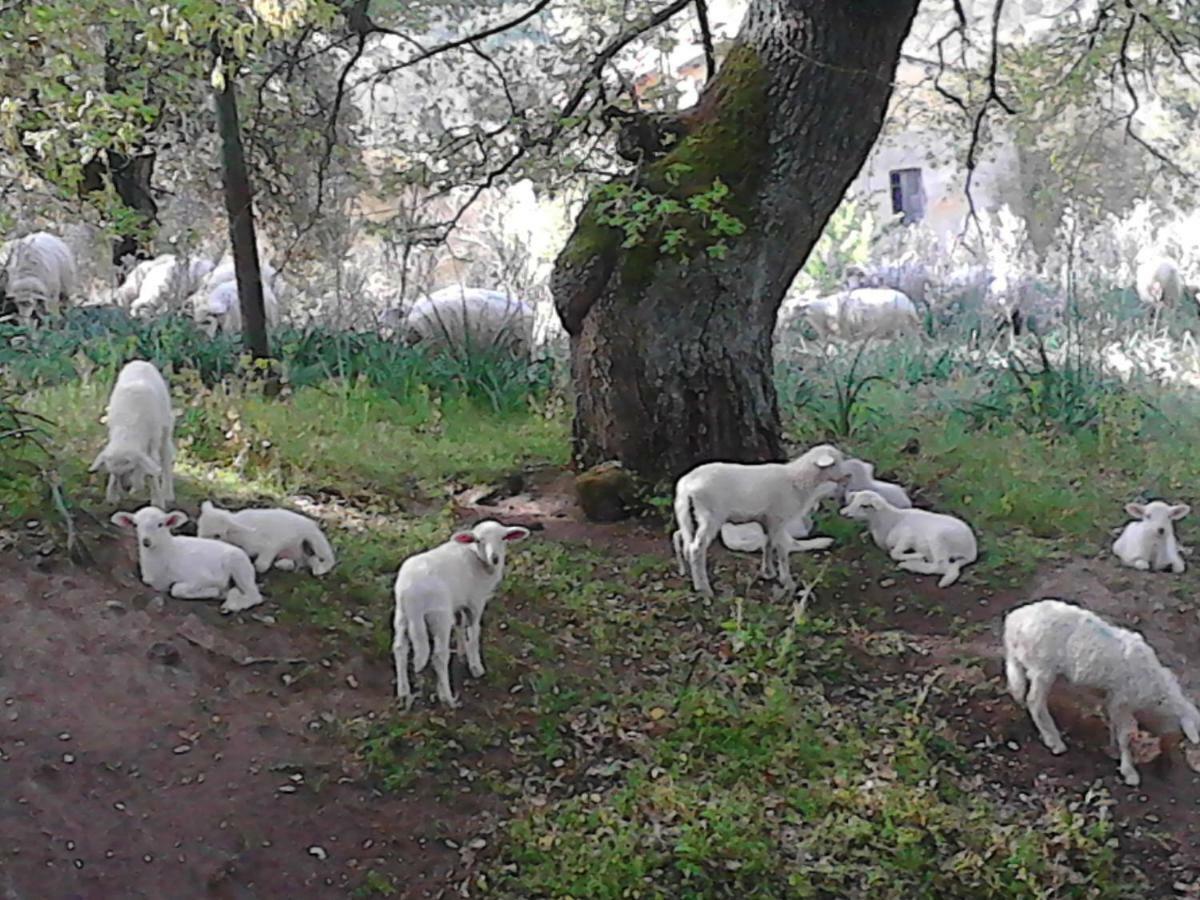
[558,44,770,293]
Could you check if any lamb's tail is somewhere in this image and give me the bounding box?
[303,529,336,576]
[673,490,696,575]
[408,614,432,673]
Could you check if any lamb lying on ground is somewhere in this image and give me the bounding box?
[197,501,336,575]
[1112,501,1189,573]
[89,360,175,508]
[112,506,264,614]
[720,457,910,553]
[673,444,848,599]
[1004,598,1200,786]
[839,489,977,587]
[393,519,530,710]
[2,231,77,323]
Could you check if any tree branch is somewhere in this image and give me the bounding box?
[695,0,716,84]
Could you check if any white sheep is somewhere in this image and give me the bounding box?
[846,259,930,305]
[1136,256,1186,314]
[839,489,977,587]
[839,288,923,340]
[720,457,910,553]
[197,501,336,576]
[672,444,847,599]
[1004,598,1200,786]
[124,254,215,318]
[89,360,175,508]
[1112,500,1189,573]
[194,278,280,336]
[403,287,534,357]
[2,231,77,323]
[392,519,530,710]
[785,292,843,341]
[112,506,263,614]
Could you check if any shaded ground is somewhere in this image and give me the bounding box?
[3,474,1200,896]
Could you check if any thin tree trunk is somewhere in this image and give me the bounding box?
[553,0,919,485]
[82,149,159,270]
[213,53,270,360]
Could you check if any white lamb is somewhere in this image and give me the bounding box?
[839,489,977,587]
[125,254,215,318]
[89,360,175,508]
[194,278,280,336]
[721,457,910,553]
[1004,598,1200,787]
[2,231,77,323]
[197,501,336,576]
[1112,500,1189,573]
[1136,256,1186,313]
[403,287,534,357]
[839,288,923,340]
[672,444,848,599]
[392,519,530,710]
[112,506,263,614]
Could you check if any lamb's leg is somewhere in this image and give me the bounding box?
[759,540,776,580]
[896,559,941,575]
[252,539,285,575]
[220,559,265,614]
[161,430,176,504]
[687,519,719,598]
[169,582,224,600]
[1025,670,1067,755]
[1109,705,1141,786]
[769,529,796,600]
[393,615,413,710]
[1005,654,1028,706]
[465,618,485,679]
[672,530,689,578]
[429,612,458,708]
[1169,546,1186,574]
[936,561,963,588]
[105,473,120,504]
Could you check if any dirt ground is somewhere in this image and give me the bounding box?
[3,479,1200,897]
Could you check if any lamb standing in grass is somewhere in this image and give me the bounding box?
[89,360,175,508]
[393,519,530,710]
[839,489,976,587]
[720,457,910,553]
[1004,598,1200,787]
[2,231,77,323]
[673,444,848,599]
[112,506,264,614]
[197,501,336,575]
[1112,501,1189,573]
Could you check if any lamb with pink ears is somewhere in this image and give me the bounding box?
[112,506,263,614]
[1112,500,1190,573]
[393,519,530,710]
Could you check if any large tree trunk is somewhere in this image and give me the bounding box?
[213,56,271,360]
[553,0,919,485]
[82,149,159,269]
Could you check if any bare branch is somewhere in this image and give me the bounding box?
[694,0,716,84]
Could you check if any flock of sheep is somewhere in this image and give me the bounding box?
[0,229,538,355]
[81,350,1200,790]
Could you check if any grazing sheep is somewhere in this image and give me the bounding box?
[1136,256,1187,314]
[720,457,909,553]
[193,278,280,336]
[1112,501,1189,573]
[839,489,977,587]
[392,519,530,710]
[1004,598,1200,786]
[839,288,923,340]
[124,253,215,318]
[88,360,175,508]
[112,506,264,614]
[197,501,336,576]
[402,286,534,357]
[783,292,843,341]
[2,231,77,323]
[846,259,930,305]
[672,444,848,599]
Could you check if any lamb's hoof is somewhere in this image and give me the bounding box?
[273,559,297,572]
[398,693,414,711]
[807,537,835,551]
[469,663,485,679]
[1121,768,1140,787]
[440,695,462,710]
[1134,560,1150,571]
[1048,740,1067,755]
[221,590,264,614]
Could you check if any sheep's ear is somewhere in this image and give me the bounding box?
[201,500,214,513]
[1125,503,1146,520]
[88,449,108,472]
[1170,504,1191,521]
[813,450,837,469]
[163,511,189,530]
[111,511,137,529]
[452,531,478,544]
[503,526,530,542]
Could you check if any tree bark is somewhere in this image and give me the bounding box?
[553,0,920,485]
[213,55,271,360]
[82,149,159,269]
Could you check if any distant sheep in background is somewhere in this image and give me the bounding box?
[194,278,280,336]
[402,286,534,357]
[1136,256,1187,314]
[1112,500,1189,573]
[122,254,215,318]
[1004,598,1200,787]
[1,231,77,323]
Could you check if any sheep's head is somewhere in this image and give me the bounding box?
[452,519,530,574]
[840,489,887,520]
[196,501,241,543]
[8,277,50,325]
[89,447,162,493]
[792,444,848,493]
[1125,500,1189,538]
[111,506,188,553]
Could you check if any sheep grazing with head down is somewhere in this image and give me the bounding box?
[393,519,530,710]
[1112,500,1190,573]
[839,489,977,587]
[112,506,264,614]
[2,231,77,324]
[1004,598,1200,787]
[673,444,848,599]
[402,286,534,358]
[720,456,910,554]
[89,360,175,508]
[197,501,336,576]
[1136,256,1188,314]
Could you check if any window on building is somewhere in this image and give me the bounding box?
[889,168,926,224]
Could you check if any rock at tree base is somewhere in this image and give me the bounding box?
[575,461,638,523]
